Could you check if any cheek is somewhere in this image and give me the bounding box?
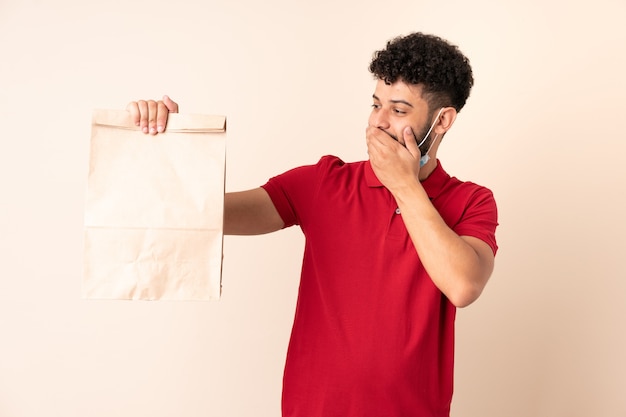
[404,118,425,141]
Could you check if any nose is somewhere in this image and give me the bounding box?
[369,107,390,129]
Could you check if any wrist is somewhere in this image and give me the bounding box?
[390,178,428,207]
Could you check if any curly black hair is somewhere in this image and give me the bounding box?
[369,32,474,112]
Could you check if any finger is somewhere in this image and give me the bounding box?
[156,100,169,133]
[163,95,179,113]
[126,101,140,127]
[137,100,149,134]
[366,127,394,159]
[402,126,421,157]
[147,100,158,134]
[365,127,382,152]
[366,126,389,145]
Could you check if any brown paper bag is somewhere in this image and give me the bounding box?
[83,109,226,301]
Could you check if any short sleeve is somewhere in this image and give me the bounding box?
[454,187,499,255]
[260,156,343,229]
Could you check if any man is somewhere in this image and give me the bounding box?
[128,32,498,417]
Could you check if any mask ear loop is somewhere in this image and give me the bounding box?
[419,133,439,167]
[416,107,445,148]
[424,133,439,154]
[418,108,445,167]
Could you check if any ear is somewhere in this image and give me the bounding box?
[434,107,458,135]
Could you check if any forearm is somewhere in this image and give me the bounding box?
[393,182,494,307]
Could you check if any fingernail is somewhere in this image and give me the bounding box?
[149,127,156,134]
[157,125,164,133]
[142,126,149,133]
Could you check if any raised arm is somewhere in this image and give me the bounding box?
[367,124,495,308]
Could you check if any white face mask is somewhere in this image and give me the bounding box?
[416,107,445,167]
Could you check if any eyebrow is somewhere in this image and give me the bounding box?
[372,94,414,108]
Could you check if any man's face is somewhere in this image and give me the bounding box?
[368,79,434,152]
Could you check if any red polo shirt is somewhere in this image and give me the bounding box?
[261,156,498,417]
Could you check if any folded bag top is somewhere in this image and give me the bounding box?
[92,109,226,133]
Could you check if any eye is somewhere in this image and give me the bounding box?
[371,103,381,109]
[393,108,407,115]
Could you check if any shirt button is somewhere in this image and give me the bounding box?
[395,208,401,214]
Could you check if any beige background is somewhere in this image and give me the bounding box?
[1,0,625,416]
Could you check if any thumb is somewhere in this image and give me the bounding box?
[163,95,179,113]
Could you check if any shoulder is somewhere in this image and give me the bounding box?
[265,155,365,193]
[316,155,362,171]
[277,155,364,179]
[427,162,495,204]
[436,164,495,204]
[438,177,497,221]
[431,166,498,229]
